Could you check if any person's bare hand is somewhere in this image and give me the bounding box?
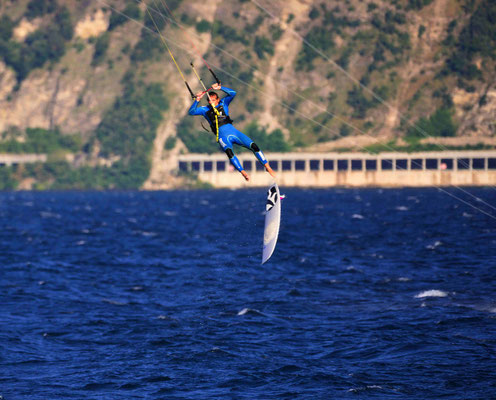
[212,83,221,90]
[195,91,205,102]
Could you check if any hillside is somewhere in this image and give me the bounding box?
[0,0,495,189]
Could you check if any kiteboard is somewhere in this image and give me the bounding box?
[262,182,282,264]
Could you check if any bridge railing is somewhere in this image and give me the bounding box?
[0,154,47,167]
[177,151,496,174]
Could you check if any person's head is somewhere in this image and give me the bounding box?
[208,91,220,106]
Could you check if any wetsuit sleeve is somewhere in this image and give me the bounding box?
[188,100,208,116]
[221,87,236,106]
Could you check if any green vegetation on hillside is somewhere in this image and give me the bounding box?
[96,76,168,158]
[92,33,110,66]
[11,158,152,190]
[131,11,165,62]
[2,72,170,189]
[0,128,81,154]
[195,20,211,33]
[0,4,73,83]
[445,0,496,81]
[212,21,250,45]
[25,0,57,19]
[130,0,183,62]
[177,116,218,154]
[296,5,360,71]
[407,108,457,139]
[90,74,168,188]
[8,73,168,190]
[254,36,274,59]
[243,122,292,152]
[177,117,291,154]
[0,15,14,41]
[108,3,141,31]
[406,0,434,10]
[0,167,17,190]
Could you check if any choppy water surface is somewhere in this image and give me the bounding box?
[1,189,495,399]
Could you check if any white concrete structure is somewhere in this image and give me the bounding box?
[0,153,46,166]
[177,151,496,188]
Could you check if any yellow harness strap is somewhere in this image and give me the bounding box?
[212,105,221,143]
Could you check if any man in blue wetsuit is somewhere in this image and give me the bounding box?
[188,83,276,182]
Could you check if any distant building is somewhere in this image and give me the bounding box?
[177,151,496,188]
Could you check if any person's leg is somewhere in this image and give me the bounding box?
[228,127,276,178]
[218,135,249,181]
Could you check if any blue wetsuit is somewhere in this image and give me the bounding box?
[188,86,267,172]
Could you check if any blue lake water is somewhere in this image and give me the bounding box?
[1,188,495,399]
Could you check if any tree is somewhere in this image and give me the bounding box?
[0,16,14,41]
[408,108,457,138]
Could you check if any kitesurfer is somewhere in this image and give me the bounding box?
[188,83,276,182]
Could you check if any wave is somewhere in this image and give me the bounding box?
[348,385,384,393]
[237,307,264,316]
[415,290,448,298]
[426,241,443,250]
[102,298,128,306]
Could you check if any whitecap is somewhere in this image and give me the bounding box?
[76,240,86,246]
[237,307,262,316]
[348,385,383,393]
[395,206,409,211]
[398,277,411,282]
[140,231,157,237]
[462,212,473,218]
[426,241,442,250]
[415,290,448,298]
[164,211,177,217]
[352,214,364,219]
[345,266,363,273]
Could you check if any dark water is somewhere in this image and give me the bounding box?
[1,188,495,399]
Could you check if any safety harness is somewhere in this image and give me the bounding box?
[206,104,233,142]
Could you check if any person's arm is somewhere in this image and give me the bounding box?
[220,86,236,106]
[188,91,207,116]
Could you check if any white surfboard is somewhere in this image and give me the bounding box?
[262,182,281,264]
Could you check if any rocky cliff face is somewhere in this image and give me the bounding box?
[0,0,494,189]
[0,6,141,137]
